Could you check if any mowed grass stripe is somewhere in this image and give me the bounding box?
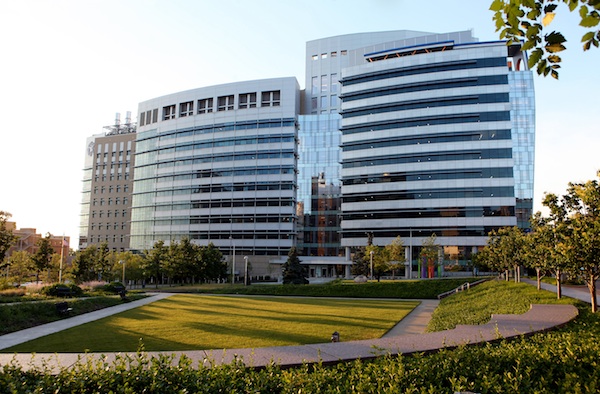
[5,295,419,353]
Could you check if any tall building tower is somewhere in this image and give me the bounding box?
[129,78,300,276]
[79,113,136,251]
[338,34,535,265]
[297,30,436,257]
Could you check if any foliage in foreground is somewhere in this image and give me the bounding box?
[1,299,599,393]
[180,277,483,299]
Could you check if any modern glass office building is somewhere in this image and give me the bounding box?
[86,29,534,279]
[129,78,300,274]
[338,35,534,265]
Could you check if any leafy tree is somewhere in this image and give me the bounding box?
[6,250,34,285]
[490,0,600,78]
[351,246,369,277]
[525,213,555,290]
[201,243,226,282]
[282,247,308,284]
[95,242,112,281]
[420,234,440,278]
[561,171,600,312]
[71,246,98,283]
[142,240,167,288]
[385,236,406,278]
[540,192,574,298]
[31,234,54,283]
[0,211,18,268]
[365,245,390,282]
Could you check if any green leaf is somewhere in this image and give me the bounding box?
[528,48,543,68]
[544,4,558,13]
[580,5,589,19]
[546,31,567,44]
[582,31,596,42]
[580,16,600,28]
[489,0,504,12]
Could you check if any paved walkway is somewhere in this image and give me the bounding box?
[0,287,581,373]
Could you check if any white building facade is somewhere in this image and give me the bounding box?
[339,36,534,267]
[129,78,300,277]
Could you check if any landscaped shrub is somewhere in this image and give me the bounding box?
[103,281,126,293]
[0,287,26,298]
[41,283,83,297]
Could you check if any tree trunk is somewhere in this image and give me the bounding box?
[505,269,509,281]
[588,274,597,313]
[556,269,562,299]
[536,267,541,290]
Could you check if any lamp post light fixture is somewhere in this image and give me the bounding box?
[369,250,374,281]
[244,256,249,286]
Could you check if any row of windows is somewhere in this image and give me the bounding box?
[154,182,295,197]
[90,222,128,230]
[341,93,510,118]
[92,197,129,206]
[156,134,296,154]
[341,206,515,220]
[94,174,130,182]
[342,186,515,203]
[141,90,282,125]
[95,151,132,162]
[340,75,508,102]
[340,227,507,239]
[91,210,128,218]
[188,215,294,225]
[342,148,513,169]
[341,167,514,186]
[311,50,348,60]
[154,198,295,211]
[154,151,295,170]
[88,235,126,244]
[93,184,130,194]
[341,130,511,152]
[340,111,511,135]
[194,166,295,178]
[340,57,507,86]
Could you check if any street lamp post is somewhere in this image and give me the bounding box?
[369,250,374,281]
[244,256,249,286]
[119,260,125,287]
[230,237,236,285]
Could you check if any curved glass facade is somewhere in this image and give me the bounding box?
[130,78,300,259]
[340,40,534,256]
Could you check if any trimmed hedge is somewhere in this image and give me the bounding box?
[41,284,83,297]
[182,277,485,299]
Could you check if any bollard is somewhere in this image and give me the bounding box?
[331,331,340,342]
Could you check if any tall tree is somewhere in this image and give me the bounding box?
[6,250,34,285]
[385,236,406,279]
[202,243,226,282]
[0,211,18,267]
[142,240,168,288]
[490,0,600,78]
[282,247,308,284]
[351,246,369,277]
[420,234,440,279]
[562,172,600,312]
[71,246,98,283]
[31,234,54,283]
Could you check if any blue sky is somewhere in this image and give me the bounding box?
[1,0,598,247]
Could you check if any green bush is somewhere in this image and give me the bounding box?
[189,278,484,299]
[103,281,126,293]
[41,284,83,297]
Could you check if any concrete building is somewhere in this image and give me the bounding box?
[78,113,136,251]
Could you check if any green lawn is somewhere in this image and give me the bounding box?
[4,295,419,353]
